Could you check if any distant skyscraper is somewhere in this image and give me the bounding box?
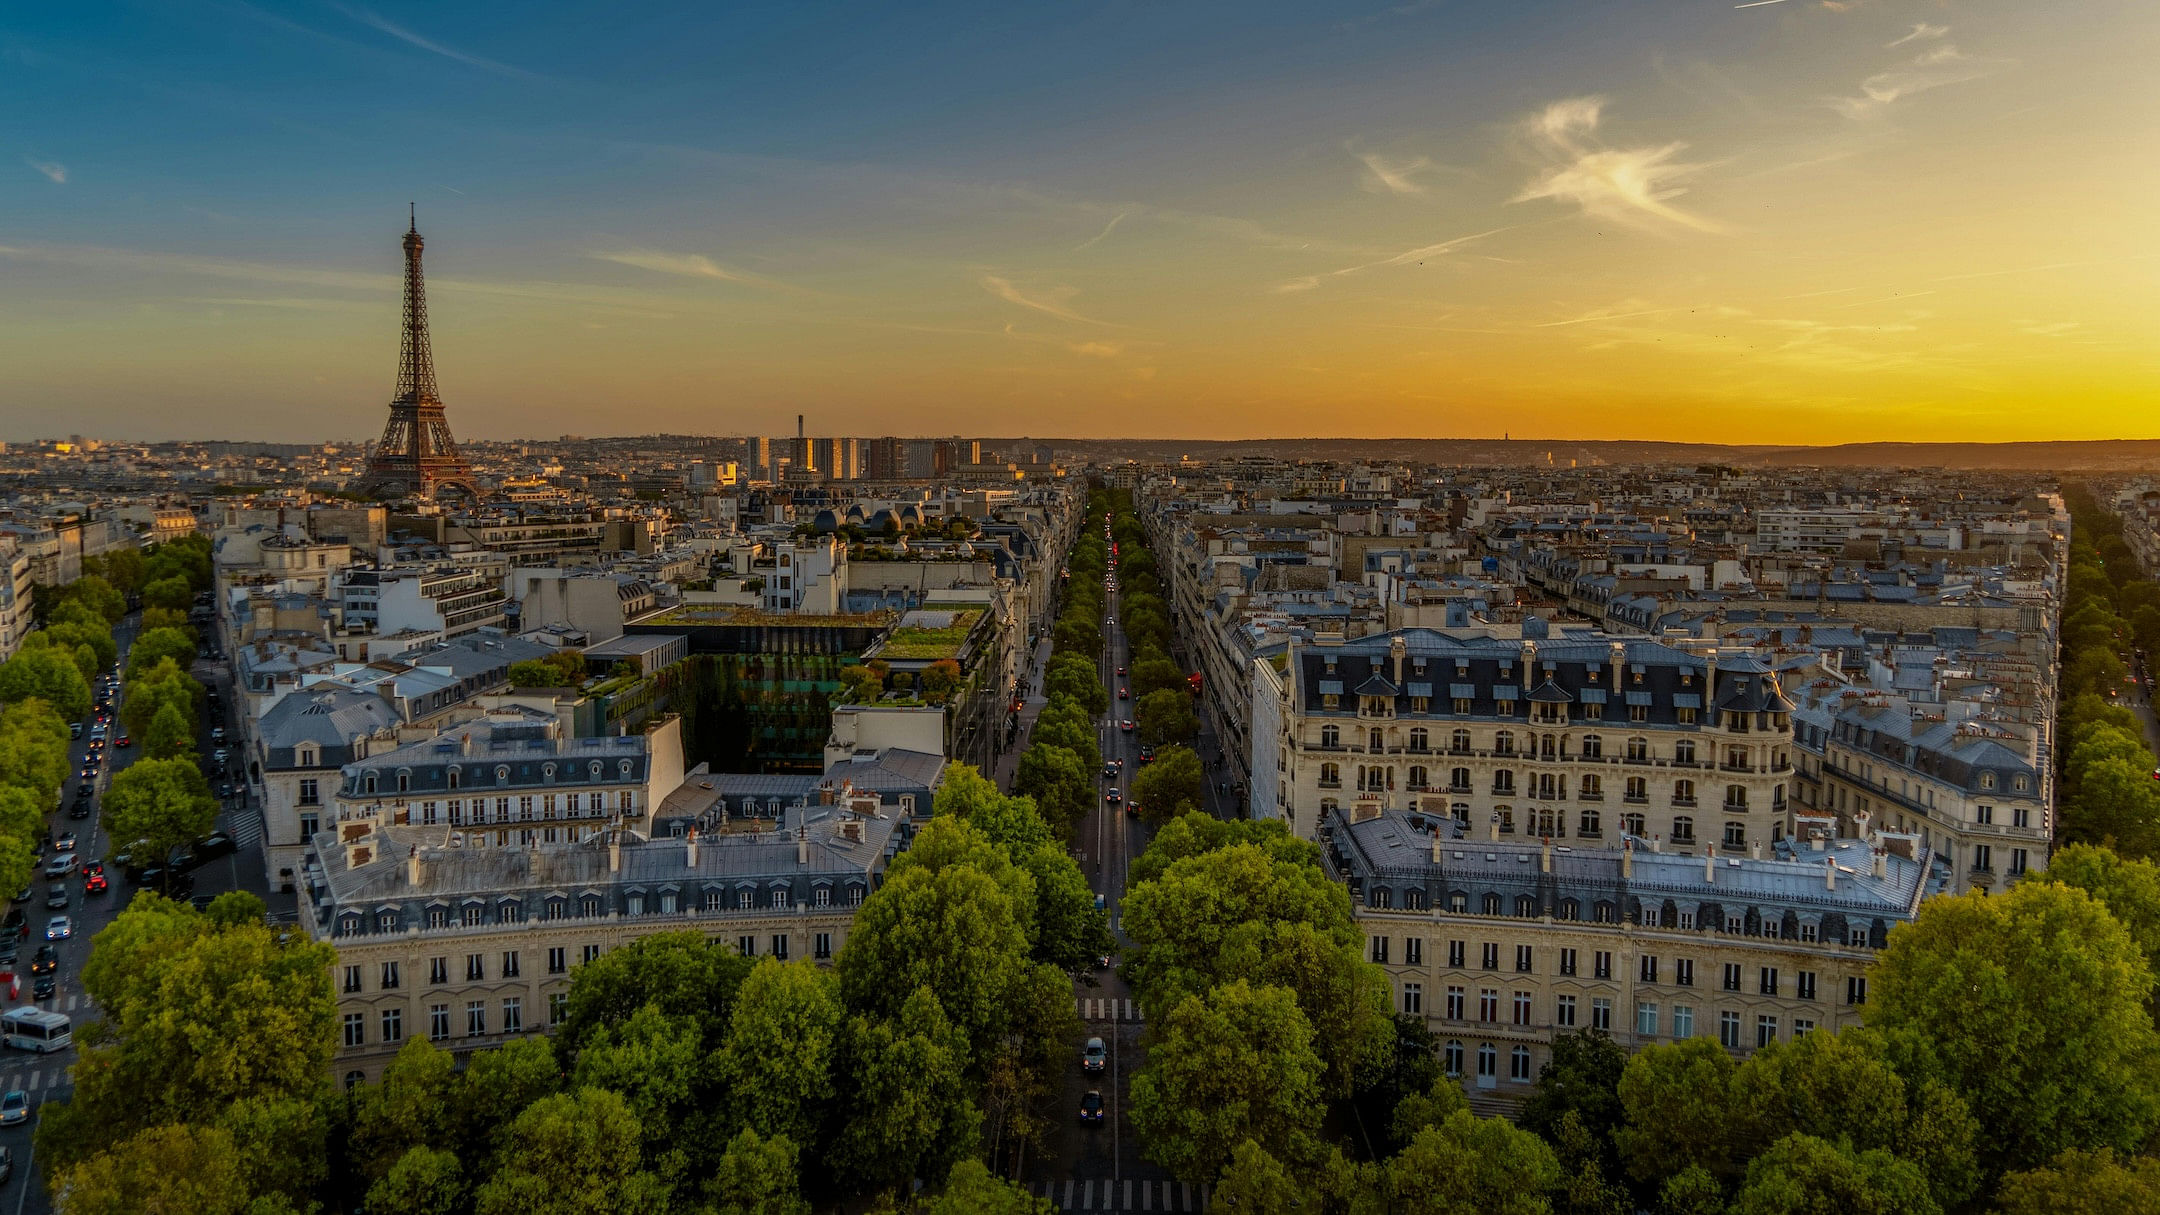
[359,211,475,499]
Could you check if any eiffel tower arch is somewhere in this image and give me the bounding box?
[358,209,478,500]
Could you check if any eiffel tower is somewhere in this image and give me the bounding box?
[359,208,477,500]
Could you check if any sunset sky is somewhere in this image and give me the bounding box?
[3,0,2155,443]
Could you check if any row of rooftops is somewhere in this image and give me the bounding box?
[1326,806,1937,930]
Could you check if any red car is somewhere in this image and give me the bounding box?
[1117,687,1130,700]
[115,734,132,748]
[83,871,108,895]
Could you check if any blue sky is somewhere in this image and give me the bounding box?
[3,1,2154,442]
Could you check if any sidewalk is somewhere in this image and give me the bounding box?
[993,635,1057,790]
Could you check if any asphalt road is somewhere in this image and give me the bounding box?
[1025,527,1215,1212]
[0,616,276,1214]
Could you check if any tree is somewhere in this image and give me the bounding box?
[829,988,982,1197]
[473,1088,671,1215]
[1520,1029,1629,1175]
[1131,744,1203,819]
[140,605,193,636]
[0,787,42,904]
[706,1128,811,1215]
[0,697,72,804]
[1212,1140,1306,1214]
[367,1146,466,1215]
[1388,1069,1469,1145]
[1994,1148,2160,1215]
[64,573,129,624]
[452,1037,561,1163]
[1028,702,1100,773]
[1135,688,1198,747]
[45,616,118,679]
[1131,656,1186,699]
[1615,1039,1743,1186]
[509,659,571,688]
[126,625,198,680]
[50,1123,255,1215]
[914,1159,1052,1214]
[1130,981,1326,1184]
[837,818,1035,1061]
[1383,1110,1564,1215]
[1865,881,2160,1173]
[920,658,963,704]
[40,895,337,1169]
[1726,1133,1938,1215]
[558,929,753,1056]
[0,643,90,720]
[2034,843,2160,1007]
[206,889,268,928]
[837,663,884,704]
[351,1039,461,1181]
[1012,743,1091,838]
[571,1003,712,1167]
[145,699,194,760]
[717,960,845,1148]
[141,574,195,612]
[121,657,200,740]
[1044,652,1107,715]
[101,757,219,868]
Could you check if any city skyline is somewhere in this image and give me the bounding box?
[3,0,2155,443]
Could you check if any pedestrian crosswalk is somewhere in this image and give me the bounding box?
[1026,1179,1209,1212]
[218,805,263,849]
[0,1062,71,1094]
[1076,997,1144,1023]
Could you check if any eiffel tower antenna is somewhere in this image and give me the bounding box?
[359,209,476,500]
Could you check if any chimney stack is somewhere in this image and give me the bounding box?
[1824,856,1837,891]
[685,825,699,869]
[1488,815,1500,842]
[797,823,810,865]
[1621,837,1634,879]
[1704,843,1716,884]
[1872,848,1887,879]
[608,830,621,874]
[1540,837,1552,873]
[407,845,422,887]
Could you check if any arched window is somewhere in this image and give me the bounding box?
[1369,728,1384,752]
[1451,729,1472,754]
[1578,807,1601,837]
[1725,784,1748,809]
[1580,734,1602,759]
[1979,772,1996,790]
[1321,725,1341,748]
[1672,816,1696,843]
[448,768,460,789]
[1319,762,1341,787]
[1450,767,1471,791]
[1622,812,1646,836]
[1580,774,1602,799]
[1409,727,1429,751]
[1492,770,1515,794]
[495,765,511,785]
[395,769,411,793]
[1627,737,1649,762]
[1445,1041,1465,1076]
[1674,779,1695,806]
[363,773,377,795]
[1494,731,1515,756]
[1477,1044,1498,1078]
[1510,1045,1533,1081]
[1407,766,1429,790]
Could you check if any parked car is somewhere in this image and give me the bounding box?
[68,722,82,740]
[1079,1090,1104,1125]
[1082,1036,1107,1073]
[2,908,24,938]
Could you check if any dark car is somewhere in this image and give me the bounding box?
[31,974,55,1001]
[29,945,57,975]
[67,800,91,820]
[1,908,23,938]
[1138,744,1156,763]
[1080,1090,1104,1125]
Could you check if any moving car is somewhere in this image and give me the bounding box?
[43,916,70,942]
[1117,686,1129,699]
[32,973,56,1000]
[42,854,76,878]
[1115,665,1126,676]
[0,1091,25,1127]
[42,885,65,911]
[29,945,56,976]
[1080,1090,1104,1125]
[1138,744,1156,763]
[1104,789,1122,805]
[1119,719,1135,732]
[116,734,132,748]
[1082,1037,1106,1073]
[82,870,107,895]
[53,833,75,853]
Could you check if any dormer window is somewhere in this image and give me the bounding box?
[495,765,511,785]
[396,770,411,793]
[1979,773,1996,790]
[297,745,318,767]
[448,768,460,790]
[363,773,377,795]
[618,759,634,777]
[590,760,604,780]
[543,763,556,781]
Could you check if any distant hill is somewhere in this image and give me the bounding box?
[995,437,2160,471]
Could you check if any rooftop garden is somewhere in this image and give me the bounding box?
[641,605,896,629]
[876,608,984,661]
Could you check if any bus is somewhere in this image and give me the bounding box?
[1,1008,70,1053]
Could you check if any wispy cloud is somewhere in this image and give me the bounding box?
[1830,44,2003,119]
[1271,228,1511,294]
[25,158,66,185]
[1074,209,1131,252]
[1887,22,1948,47]
[1354,150,1435,196]
[1068,341,1122,358]
[1512,97,1722,233]
[981,275,1118,326]
[329,4,537,78]
[588,249,798,293]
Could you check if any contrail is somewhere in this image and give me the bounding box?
[1733,0,1792,8]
